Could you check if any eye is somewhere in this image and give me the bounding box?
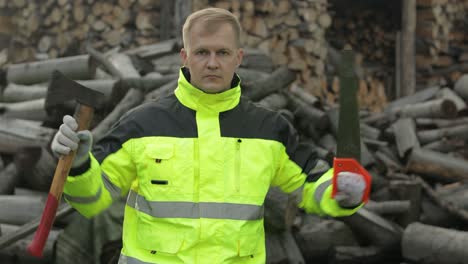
[196,50,208,55]
[218,50,229,56]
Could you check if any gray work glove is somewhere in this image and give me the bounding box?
[334,171,366,208]
[51,115,93,168]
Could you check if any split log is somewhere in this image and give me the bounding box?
[243,66,296,101]
[402,222,468,264]
[144,79,178,103]
[417,124,468,144]
[392,118,419,158]
[125,39,177,59]
[1,83,47,102]
[91,53,144,142]
[360,123,380,141]
[375,150,403,173]
[389,180,422,226]
[0,117,56,153]
[280,231,305,264]
[6,54,96,85]
[392,98,457,119]
[407,148,468,182]
[0,98,47,121]
[454,74,468,100]
[236,68,269,83]
[289,83,320,107]
[0,163,17,195]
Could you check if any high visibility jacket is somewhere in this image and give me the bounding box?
[63,68,360,264]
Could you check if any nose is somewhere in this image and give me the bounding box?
[207,53,219,69]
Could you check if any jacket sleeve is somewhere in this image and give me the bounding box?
[63,116,138,218]
[271,115,361,217]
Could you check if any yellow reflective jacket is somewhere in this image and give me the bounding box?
[63,68,360,264]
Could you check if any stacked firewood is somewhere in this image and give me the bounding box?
[0,41,468,263]
[416,0,468,84]
[0,0,173,63]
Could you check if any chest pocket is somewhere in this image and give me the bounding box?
[139,142,194,197]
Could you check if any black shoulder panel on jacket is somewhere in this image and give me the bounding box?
[93,94,197,162]
[220,97,318,173]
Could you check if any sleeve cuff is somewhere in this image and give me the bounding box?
[69,156,91,176]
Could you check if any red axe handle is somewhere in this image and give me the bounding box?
[27,104,94,257]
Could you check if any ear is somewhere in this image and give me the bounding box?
[180,48,188,67]
[236,48,244,68]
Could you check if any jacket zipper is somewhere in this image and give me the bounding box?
[235,139,241,192]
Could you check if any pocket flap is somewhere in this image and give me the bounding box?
[136,214,184,254]
[144,143,174,160]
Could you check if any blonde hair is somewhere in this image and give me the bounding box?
[182,7,242,49]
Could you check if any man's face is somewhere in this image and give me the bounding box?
[180,22,243,93]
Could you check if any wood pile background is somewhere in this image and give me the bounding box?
[0,42,467,263]
[416,0,468,86]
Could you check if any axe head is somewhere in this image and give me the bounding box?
[45,70,104,112]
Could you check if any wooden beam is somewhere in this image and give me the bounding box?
[401,0,416,96]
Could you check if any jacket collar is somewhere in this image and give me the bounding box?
[175,67,241,113]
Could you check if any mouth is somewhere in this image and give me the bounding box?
[204,75,221,79]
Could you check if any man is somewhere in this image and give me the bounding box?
[52,7,367,264]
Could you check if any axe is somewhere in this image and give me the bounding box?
[27,70,104,257]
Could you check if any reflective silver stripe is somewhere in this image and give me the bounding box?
[127,190,263,220]
[102,173,122,199]
[63,186,102,204]
[118,254,156,264]
[314,179,332,204]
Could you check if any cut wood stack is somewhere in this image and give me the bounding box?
[0,0,174,63]
[416,0,468,85]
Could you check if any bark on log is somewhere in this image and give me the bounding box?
[289,83,319,107]
[236,68,269,83]
[0,204,73,250]
[415,117,468,128]
[385,86,439,112]
[0,224,59,263]
[295,216,358,262]
[329,246,388,264]
[417,124,468,144]
[1,83,47,102]
[0,117,55,154]
[6,54,96,85]
[364,200,411,215]
[392,118,419,158]
[436,87,467,112]
[422,138,465,153]
[92,53,144,142]
[0,163,17,195]
[339,208,403,249]
[0,98,47,121]
[125,39,177,59]
[389,180,422,226]
[15,147,56,192]
[118,74,178,93]
[454,74,468,100]
[243,66,296,101]
[256,93,288,111]
[402,222,468,264]
[286,93,328,130]
[144,79,178,103]
[0,195,46,225]
[393,98,457,119]
[407,148,468,182]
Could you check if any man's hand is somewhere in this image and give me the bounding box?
[51,115,93,168]
[334,171,366,208]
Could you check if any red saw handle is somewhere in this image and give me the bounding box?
[332,157,372,203]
